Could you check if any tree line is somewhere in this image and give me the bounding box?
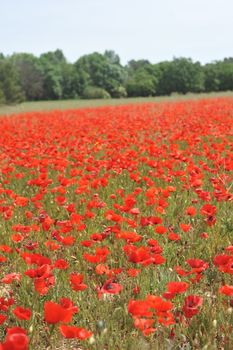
[0,49,233,104]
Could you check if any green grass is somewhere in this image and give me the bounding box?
[0,91,233,115]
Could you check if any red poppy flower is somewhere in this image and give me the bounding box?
[59,325,92,339]
[1,273,21,284]
[97,278,123,298]
[0,255,7,263]
[133,317,156,336]
[128,299,153,318]
[44,301,73,324]
[53,259,69,270]
[70,273,87,291]
[59,297,78,314]
[14,196,29,207]
[219,285,233,296]
[0,314,7,325]
[13,306,32,321]
[200,203,216,216]
[34,276,55,295]
[127,268,141,277]
[185,206,196,216]
[83,246,110,264]
[213,254,231,267]
[95,264,110,275]
[0,245,12,253]
[146,295,173,313]
[180,223,191,232]
[155,225,167,234]
[1,327,29,350]
[168,232,181,241]
[182,295,203,318]
[219,258,233,274]
[126,246,150,264]
[163,281,189,299]
[186,259,209,273]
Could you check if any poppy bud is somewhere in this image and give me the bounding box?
[96,320,106,333]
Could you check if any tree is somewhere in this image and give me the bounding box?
[0,58,24,104]
[204,63,220,92]
[82,86,111,99]
[61,63,78,99]
[1,49,233,105]
[39,49,66,100]
[11,53,44,100]
[104,50,120,65]
[156,58,205,95]
[126,67,157,97]
[217,60,233,91]
[0,86,6,105]
[75,52,126,97]
[126,59,151,77]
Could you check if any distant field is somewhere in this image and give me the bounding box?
[0,91,233,115]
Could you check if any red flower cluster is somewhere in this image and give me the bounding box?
[0,98,233,347]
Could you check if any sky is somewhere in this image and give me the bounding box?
[0,0,233,65]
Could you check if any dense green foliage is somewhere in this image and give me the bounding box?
[0,49,233,104]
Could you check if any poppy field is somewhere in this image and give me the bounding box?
[0,98,233,350]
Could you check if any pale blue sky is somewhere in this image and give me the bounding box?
[0,0,232,64]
